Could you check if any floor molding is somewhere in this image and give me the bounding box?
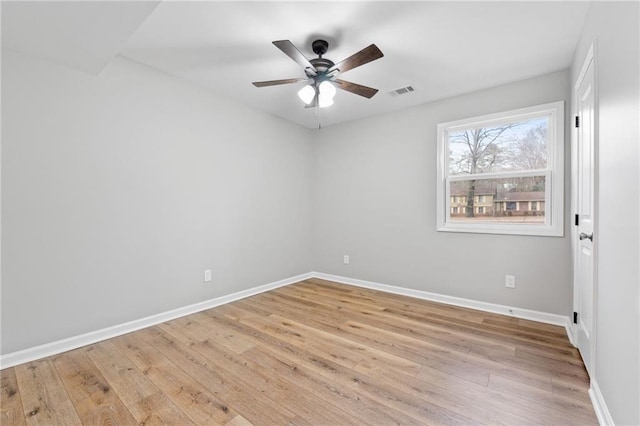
[312,272,572,330]
[0,272,313,369]
[565,322,578,346]
[589,379,615,425]
[1,270,574,369]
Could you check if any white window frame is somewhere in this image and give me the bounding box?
[436,101,564,237]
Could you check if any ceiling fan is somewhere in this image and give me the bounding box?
[252,39,384,108]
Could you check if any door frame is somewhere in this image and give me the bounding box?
[571,41,599,377]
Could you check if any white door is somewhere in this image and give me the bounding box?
[574,47,596,377]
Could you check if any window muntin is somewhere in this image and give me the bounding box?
[436,101,564,236]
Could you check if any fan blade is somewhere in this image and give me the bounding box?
[334,79,379,99]
[329,44,383,74]
[273,40,316,71]
[252,78,308,87]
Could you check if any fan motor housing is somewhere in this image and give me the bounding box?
[309,57,335,73]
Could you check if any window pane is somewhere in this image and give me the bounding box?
[449,176,546,224]
[448,117,548,176]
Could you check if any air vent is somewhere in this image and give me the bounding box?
[390,86,415,97]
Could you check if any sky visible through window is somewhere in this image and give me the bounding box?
[448,117,548,176]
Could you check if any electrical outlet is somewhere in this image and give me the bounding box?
[204,269,212,283]
[343,255,350,265]
[505,275,516,289]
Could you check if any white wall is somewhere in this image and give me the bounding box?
[312,71,573,315]
[1,49,313,354]
[571,2,640,424]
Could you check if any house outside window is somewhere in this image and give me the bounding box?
[436,101,564,236]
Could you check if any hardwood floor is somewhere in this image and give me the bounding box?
[1,278,597,425]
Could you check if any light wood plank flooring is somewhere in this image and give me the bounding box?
[1,278,597,425]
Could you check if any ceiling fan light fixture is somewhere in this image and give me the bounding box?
[319,80,336,98]
[318,80,336,108]
[318,93,334,108]
[298,84,315,105]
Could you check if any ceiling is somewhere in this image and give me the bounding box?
[1,1,160,74]
[2,1,590,129]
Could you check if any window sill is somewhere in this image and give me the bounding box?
[437,223,564,237]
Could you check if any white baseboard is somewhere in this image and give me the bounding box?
[312,272,572,330]
[1,270,574,369]
[589,379,615,425]
[565,322,578,347]
[0,272,313,369]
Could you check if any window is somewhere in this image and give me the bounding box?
[436,101,564,236]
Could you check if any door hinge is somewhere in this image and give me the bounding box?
[575,116,580,128]
[575,214,579,226]
[573,312,578,324]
